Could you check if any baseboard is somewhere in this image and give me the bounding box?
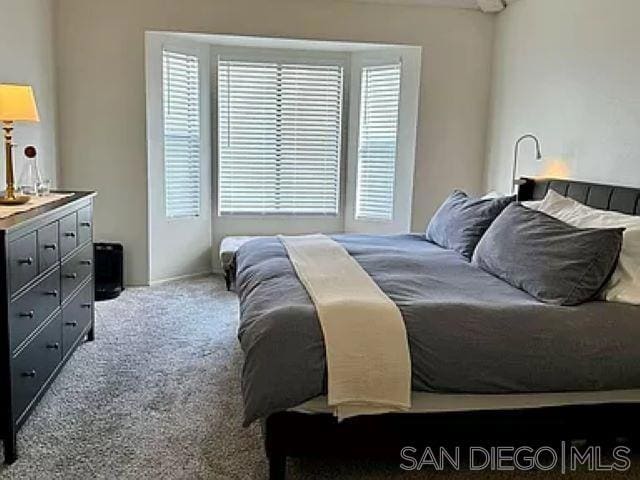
[149,270,215,285]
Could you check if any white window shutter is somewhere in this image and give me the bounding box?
[355,64,401,221]
[163,50,201,218]
[218,60,343,215]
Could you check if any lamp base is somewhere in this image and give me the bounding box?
[0,195,30,205]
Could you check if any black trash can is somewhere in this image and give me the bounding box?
[94,242,124,301]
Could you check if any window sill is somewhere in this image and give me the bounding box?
[217,212,339,218]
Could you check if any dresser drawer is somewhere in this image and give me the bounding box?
[59,212,78,258]
[9,267,61,352]
[62,281,92,357]
[77,205,92,246]
[9,232,38,295]
[37,221,59,273]
[11,313,62,422]
[61,243,93,301]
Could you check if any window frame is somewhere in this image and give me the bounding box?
[146,33,213,283]
[211,47,350,219]
[343,49,420,235]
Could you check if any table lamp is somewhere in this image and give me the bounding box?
[0,84,40,204]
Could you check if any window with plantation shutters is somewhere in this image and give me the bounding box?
[163,50,201,218]
[218,59,343,215]
[355,63,401,221]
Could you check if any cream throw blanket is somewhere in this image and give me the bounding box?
[280,234,411,420]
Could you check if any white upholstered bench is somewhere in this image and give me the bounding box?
[219,236,260,290]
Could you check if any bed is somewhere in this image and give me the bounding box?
[234,177,640,479]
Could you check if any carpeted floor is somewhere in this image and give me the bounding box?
[0,275,638,479]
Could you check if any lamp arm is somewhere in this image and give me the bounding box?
[512,134,542,194]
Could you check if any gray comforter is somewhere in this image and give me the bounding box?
[236,234,640,426]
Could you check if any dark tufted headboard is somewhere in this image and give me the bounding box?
[517,177,640,216]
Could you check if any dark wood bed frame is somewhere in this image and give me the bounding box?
[262,177,640,479]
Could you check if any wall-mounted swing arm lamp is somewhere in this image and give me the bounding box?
[512,134,542,194]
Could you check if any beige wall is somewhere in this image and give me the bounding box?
[1,0,58,188]
[485,0,640,193]
[55,0,495,285]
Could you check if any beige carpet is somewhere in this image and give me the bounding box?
[0,275,638,479]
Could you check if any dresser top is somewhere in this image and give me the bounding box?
[0,191,96,233]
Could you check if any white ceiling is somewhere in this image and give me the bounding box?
[346,0,478,8]
[341,0,518,11]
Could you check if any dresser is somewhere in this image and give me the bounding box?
[0,192,96,464]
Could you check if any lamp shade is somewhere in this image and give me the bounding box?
[0,84,40,122]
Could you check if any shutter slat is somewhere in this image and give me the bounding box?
[355,64,401,221]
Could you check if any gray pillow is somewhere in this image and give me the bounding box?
[472,203,624,306]
[426,190,515,259]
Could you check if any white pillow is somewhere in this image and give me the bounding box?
[538,189,640,305]
[521,200,542,210]
[481,191,505,200]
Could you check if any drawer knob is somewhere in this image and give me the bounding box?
[19,310,35,318]
[45,289,58,297]
[65,321,78,327]
[80,221,91,227]
[65,273,78,279]
[80,260,92,266]
[22,370,36,378]
[44,243,57,250]
[46,342,60,350]
[64,231,76,238]
[18,257,33,265]
[81,303,92,309]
